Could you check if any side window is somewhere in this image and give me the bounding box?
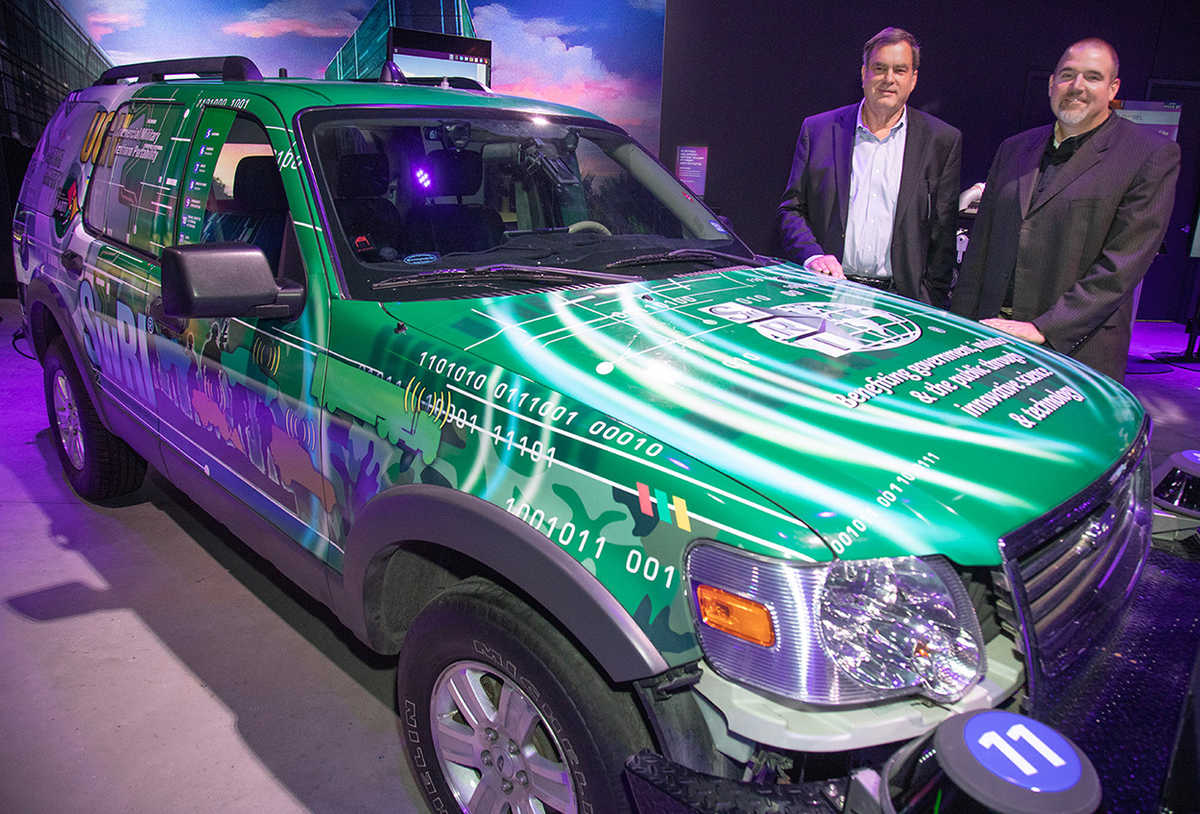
[16,99,99,220]
[83,102,190,256]
[179,112,296,280]
[576,140,682,238]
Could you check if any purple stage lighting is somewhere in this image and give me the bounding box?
[415,167,432,189]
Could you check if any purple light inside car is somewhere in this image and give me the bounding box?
[415,167,431,189]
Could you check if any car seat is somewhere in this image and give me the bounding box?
[200,155,288,270]
[334,152,403,260]
[407,149,504,254]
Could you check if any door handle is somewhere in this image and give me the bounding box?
[61,250,84,275]
[148,297,187,337]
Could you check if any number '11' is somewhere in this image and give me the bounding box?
[977,723,1067,776]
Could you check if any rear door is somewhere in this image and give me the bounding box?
[76,97,194,436]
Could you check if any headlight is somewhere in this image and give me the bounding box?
[686,544,985,705]
[819,557,983,702]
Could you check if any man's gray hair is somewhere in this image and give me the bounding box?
[863,27,921,70]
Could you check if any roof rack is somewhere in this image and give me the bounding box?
[94,56,262,86]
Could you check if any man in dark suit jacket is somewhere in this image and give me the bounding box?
[951,38,1180,382]
[777,27,962,308]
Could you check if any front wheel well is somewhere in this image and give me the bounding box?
[28,300,64,361]
[362,541,475,655]
[363,541,728,775]
[364,540,616,678]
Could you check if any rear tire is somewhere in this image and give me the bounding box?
[43,337,146,500]
[397,577,652,813]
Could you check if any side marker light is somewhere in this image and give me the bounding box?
[696,584,775,647]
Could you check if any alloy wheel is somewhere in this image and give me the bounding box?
[53,369,85,470]
[431,659,577,814]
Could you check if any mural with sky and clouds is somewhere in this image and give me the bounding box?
[57,0,665,154]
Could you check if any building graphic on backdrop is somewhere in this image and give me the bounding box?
[1,0,112,296]
[1,0,111,146]
[325,0,477,80]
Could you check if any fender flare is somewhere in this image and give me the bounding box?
[24,275,106,414]
[340,483,670,682]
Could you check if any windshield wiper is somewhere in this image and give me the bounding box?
[603,248,756,270]
[371,264,641,291]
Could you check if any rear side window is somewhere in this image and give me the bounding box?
[16,99,100,223]
[84,101,191,256]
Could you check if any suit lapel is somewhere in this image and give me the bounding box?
[834,106,856,231]
[1016,134,1044,218]
[894,109,925,226]
[1027,119,1113,215]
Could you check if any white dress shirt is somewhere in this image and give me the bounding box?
[842,102,907,280]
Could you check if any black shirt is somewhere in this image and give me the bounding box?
[1031,115,1112,206]
[1003,115,1115,310]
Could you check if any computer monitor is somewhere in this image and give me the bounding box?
[387,27,492,89]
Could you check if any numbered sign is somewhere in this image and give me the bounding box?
[932,709,1101,814]
[965,712,1078,791]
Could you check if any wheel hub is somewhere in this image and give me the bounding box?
[432,659,576,813]
[52,370,85,471]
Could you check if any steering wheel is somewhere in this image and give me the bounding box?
[567,220,612,236]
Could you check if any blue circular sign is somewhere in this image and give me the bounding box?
[963,710,1082,793]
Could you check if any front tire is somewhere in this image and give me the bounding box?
[397,577,652,813]
[43,337,146,500]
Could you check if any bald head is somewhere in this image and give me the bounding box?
[1057,38,1119,81]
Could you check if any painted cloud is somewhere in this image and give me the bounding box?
[84,0,147,38]
[222,0,361,38]
[473,3,662,154]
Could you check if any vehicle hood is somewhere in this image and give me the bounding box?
[385,262,1144,564]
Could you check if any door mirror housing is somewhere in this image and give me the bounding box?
[161,243,304,321]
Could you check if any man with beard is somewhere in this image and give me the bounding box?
[950,38,1180,382]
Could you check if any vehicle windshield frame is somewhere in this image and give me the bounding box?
[295,104,754,302]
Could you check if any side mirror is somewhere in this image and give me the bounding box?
[161,243,303,321]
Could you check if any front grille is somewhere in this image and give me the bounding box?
[991,421,1152,713]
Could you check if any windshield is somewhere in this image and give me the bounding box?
[299,108,755,300]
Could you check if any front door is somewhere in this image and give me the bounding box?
[151,99,337,565]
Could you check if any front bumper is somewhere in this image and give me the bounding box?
[692,633,1021,754]
[625,545,1200,813]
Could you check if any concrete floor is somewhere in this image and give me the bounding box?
[0,296,422,811]
[1,297,1197,813]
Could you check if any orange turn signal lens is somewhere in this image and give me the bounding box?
[696,584,775,647]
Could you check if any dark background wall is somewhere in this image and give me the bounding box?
[661,0,1200,322]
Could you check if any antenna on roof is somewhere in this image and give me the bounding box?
[380,60,407,85]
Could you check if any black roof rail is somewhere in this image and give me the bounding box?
[94,56,262,85]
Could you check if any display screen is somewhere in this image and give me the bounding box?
[388,27,492,87]
[1111,100,1181,142]
[675,145,708,198]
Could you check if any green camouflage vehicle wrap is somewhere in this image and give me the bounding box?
[317,263,1141,665]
